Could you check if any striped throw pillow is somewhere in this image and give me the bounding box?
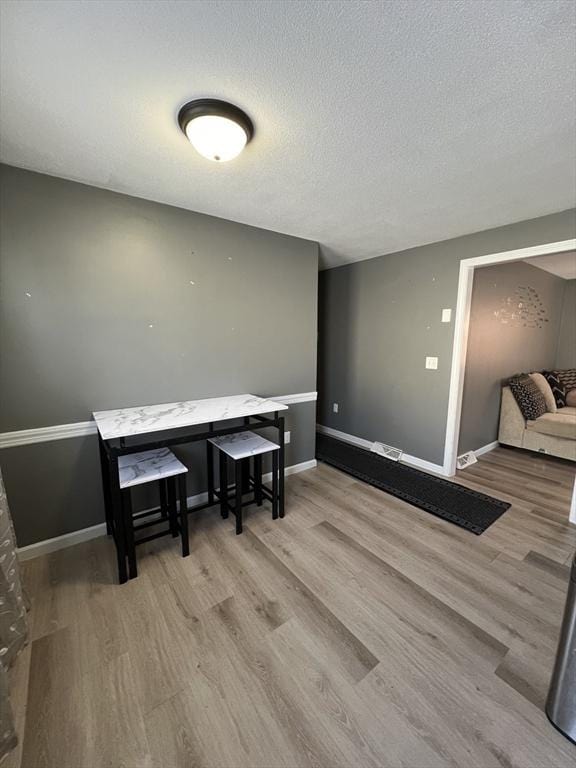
[557,369,576,391]
[543,371,567,408]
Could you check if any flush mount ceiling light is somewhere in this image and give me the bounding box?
[178,99,254,162]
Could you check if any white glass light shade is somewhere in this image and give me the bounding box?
[185,114,248,162]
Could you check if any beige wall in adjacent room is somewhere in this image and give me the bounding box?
[458,260,567,455]
[556,278,576,370]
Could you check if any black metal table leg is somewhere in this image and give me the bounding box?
[220,452,228,519]
[240,457,251,494]
[234,460,243,535]
[207,426,215,505]
[240,417,251,493]
[278,416,285,518]
[178,474,190,557]
[109,453,128,584]
[272,451,279,520]
[167,477,179,537]
[159,477,168,519]
[122,489,138,580]
[254,454,263,506]
[98,433,113,536]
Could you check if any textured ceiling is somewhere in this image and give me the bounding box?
[528,251,576,280]
[1,0,575,269]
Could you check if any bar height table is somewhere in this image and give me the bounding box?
[93,394,288,583]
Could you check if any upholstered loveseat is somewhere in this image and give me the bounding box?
[499,387,576,461]
[499,369,576,461]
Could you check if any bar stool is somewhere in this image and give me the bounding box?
[208,431,280,535]
[118,447,189,579]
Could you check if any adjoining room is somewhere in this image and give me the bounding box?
[1,1,575,766]
[459,251,576,465]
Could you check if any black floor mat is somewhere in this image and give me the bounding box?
[316,433,510,534]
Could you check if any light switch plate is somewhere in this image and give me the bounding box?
[285,431,291,444]
[441,308,452,323]
[426,356,438,370]
[333,403,339,413]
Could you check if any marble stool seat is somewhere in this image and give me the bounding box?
[118,447,189,578]
[208,431,281,535]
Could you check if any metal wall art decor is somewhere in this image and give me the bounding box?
[494,285,549,328]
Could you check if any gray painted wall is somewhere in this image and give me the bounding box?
[458,261,566,454]
[0,165,318,546]
[556,279,576,370]
[317,209,576,465]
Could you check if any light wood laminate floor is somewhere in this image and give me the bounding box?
[9,446,576,768]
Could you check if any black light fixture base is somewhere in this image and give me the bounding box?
[177,99,254,142]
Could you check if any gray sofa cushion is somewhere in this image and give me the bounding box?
[527,409,576,439]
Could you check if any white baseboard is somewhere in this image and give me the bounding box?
[402,454,448,476]
[17,521,110,561]
[317,424,373,450]
[16,458,317,562]
[277,458,317,477]
[474,441,499,457]
[316,424,448,476]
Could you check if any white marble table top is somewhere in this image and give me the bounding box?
[118,447,188,489]
[93,394,288,441]
[209,431,280,460]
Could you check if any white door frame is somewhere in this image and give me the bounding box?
[442,237,576,522]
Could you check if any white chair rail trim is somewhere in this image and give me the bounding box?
[0,392,317,449]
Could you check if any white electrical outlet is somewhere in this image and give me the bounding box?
[441,308,452,323]
[425,356,438,370]
[284,431,291,444]
[333,403,339,413]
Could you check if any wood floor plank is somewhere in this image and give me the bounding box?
[495,640,558,712]
[480,447,575,486]
[3,644,31,768]
[523,550,572,584]
[145,596,316,768]
[258,518,514,681]
[313,520,509,665]
[358,649,574,768]
[208,523,380,684]
[209,595,360,768]
[464,460,573,502]
[295,489,563,652]
[267,617,448,768]
[11,445,576,767]
[22,630,151,768]
[117,573,206,715]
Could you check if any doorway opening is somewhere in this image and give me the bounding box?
[443,238,576,522]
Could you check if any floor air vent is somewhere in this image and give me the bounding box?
[371,442,403,461]
[457,451,478,470]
